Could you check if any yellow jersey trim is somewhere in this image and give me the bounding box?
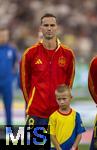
[26,86,36,114]
[21,43,39,102]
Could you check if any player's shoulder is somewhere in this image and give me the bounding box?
[74,111,82,120]
[90,55,97,66]
[24,42,40,53]
[60,43,75,57]
[88,55,97,71]
[71,109,80,116]
[6,43,16,50]
[49,110,58,118]
[23,42,40,55]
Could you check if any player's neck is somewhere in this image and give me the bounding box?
[43,37,57,50]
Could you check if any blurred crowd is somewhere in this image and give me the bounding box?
[0,0,97,63]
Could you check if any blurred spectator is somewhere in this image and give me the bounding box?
[0,28,18,125]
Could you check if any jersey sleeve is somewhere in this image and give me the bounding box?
[20,51,31,103]
[88,57,97,104]
[66,50,75,88]
[49,113,56,135]
[75,112,85,135]
[66,53,75,88]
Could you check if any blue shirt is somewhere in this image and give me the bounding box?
[0,43,17,85]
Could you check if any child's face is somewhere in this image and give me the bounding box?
[56,90,72,110]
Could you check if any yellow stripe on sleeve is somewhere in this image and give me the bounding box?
[26,86,36,114]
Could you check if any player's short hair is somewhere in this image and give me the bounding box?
[55,84,71,95]
[41,13,57,24]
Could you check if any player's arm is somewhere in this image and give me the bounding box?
[20,52,31,103]
[70,134,82,150]
[12,47,18,74]
[72,112,85,150]
[50,135,62,150]
[88,57,97,104]
[66,52,75,88]
[49,114,62,150]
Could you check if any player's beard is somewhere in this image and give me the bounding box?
[45,34,55,40]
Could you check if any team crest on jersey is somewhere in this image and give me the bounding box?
[35,57,42,64]
[58,56,66,67]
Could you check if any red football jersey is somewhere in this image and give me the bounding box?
[88,56,97,104]
[20,40,75,118]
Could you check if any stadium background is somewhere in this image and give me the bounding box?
[0,0,97,149]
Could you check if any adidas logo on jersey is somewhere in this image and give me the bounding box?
[35,59,42,64]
